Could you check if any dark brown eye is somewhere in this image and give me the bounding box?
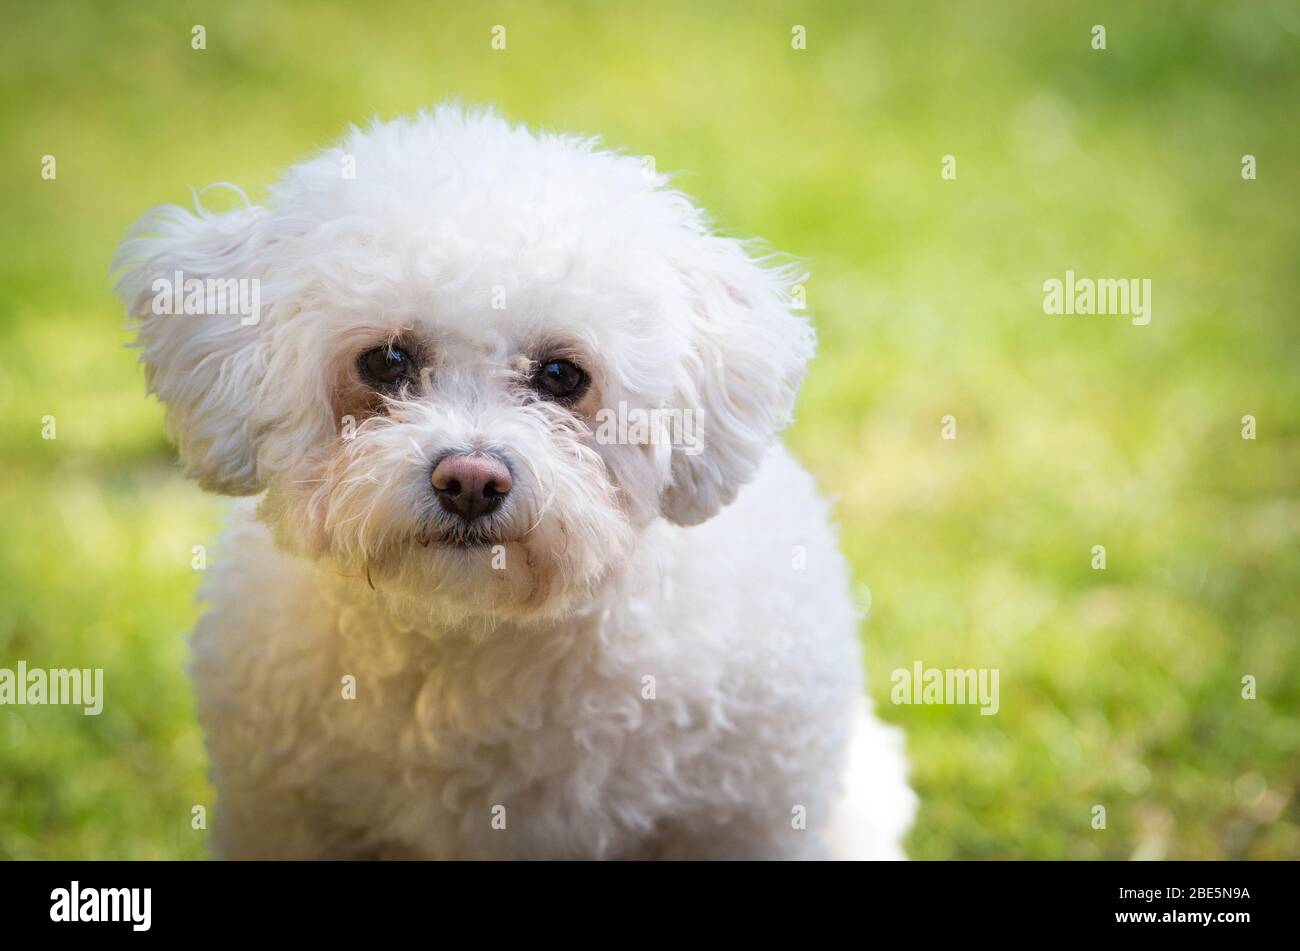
[358,346,414,388]
[533,358,588,402]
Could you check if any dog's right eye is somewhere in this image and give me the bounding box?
[358,346,414,388]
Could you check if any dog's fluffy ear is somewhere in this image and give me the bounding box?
[661,236,815,526]
[113,197,272,496]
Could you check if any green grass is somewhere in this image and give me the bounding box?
[1,0,1297,859]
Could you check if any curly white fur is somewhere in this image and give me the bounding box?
[114,104,915,859]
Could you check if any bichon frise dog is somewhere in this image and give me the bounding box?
[114,105,914,860]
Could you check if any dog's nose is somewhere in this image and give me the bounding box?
[431,453,512,522]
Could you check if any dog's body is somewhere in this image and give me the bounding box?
[116,105,914,859]
[195,446,912,859]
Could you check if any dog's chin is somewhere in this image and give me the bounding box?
[358,523,612,624]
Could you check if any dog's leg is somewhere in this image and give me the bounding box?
[823,700,917,860]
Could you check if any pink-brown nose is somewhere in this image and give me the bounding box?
[431,453,512,522]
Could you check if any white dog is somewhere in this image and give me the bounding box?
[114,105,914,859]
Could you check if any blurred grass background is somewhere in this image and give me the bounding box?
[1,0,1297,859]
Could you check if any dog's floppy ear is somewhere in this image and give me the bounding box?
[113,196,273,496]
[661,235,815,526]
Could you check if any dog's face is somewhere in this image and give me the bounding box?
[114,107,813,620]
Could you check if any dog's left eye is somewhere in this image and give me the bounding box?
[532,359,589,402]
[359,346,414,387]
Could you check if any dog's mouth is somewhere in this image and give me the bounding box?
[437,536,493,551]
[416,522,503,550]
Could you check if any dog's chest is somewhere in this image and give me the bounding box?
[324,608,712,858]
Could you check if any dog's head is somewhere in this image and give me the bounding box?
[114,106,813,620]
